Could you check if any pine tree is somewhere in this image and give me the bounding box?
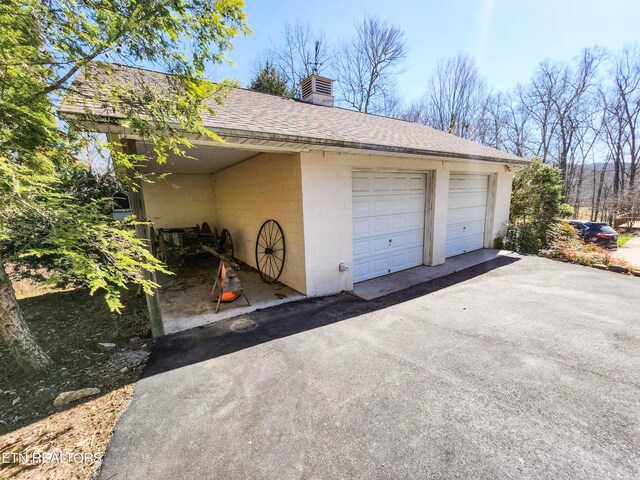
[250,61,292,97]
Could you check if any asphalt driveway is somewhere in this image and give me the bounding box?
[98,256,640,480]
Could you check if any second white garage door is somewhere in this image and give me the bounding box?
[446,174,489,258]
[352,172,426,282]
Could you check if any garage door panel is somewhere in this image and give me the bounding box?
[372,237,390,254]
[388,247,423,270]
[355,194,425,216]
[371,256,388,275]
[449,175,486,190]
[406,247,424,265]
[447,205,487,224]
[392,176,409,192]
[353,218,370,238]
[353,172,426,283]
[446,174,488,258]
[372,198,392,215]
[354,212,424,240]
[355,228,424,255]
[372,216,391,234]
[353,238,370,259]
[448,192,487,209]
[353,254,391,280]
[392,176,425,193]
[390,229,424,249]
[465,219,486,234]
[392,195,424,214]
[446,219,485,238]
[353,258,383,280]
[463,176,489,190]
[391,212,423,231]
[446,234,484,256]
[407,176,425,191]
[352,197,371,216]
[373,176,391,192]
[352,175,370,193]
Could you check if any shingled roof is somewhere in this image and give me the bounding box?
[59,63,526,164]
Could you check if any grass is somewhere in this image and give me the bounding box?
[618,234,634,248]
[0,272,150,480]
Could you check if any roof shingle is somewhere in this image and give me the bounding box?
[59,63,526,164]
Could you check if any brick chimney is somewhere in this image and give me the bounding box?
[299,75,334,107]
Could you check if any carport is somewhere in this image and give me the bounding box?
[120,137,308,335]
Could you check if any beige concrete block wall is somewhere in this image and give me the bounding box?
[301,151,515,297]
[142,174,215,228]
[212,153,307,294]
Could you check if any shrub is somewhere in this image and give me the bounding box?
[507,158,572,253]
[503,222,542,254]
[540,222,638,270]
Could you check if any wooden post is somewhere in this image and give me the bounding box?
[122,139,165,337]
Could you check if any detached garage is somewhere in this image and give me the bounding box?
[60,62,528,333]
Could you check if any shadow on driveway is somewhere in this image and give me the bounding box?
[144,255,520,378]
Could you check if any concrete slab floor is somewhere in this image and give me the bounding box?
[158,256,304,335]
[353,248,520,300]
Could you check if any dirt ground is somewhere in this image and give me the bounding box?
[0,274,151,479]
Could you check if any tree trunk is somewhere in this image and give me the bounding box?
[594,166,607,221]
[0,256,53,372]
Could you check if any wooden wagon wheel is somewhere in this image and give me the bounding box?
[255,220,285,283]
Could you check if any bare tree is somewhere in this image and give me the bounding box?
[615,186,640,229]
[602,45,640,193]
[519,61,560,163]
[269,21,332,97]
[475,91,509,150]
[503,90,533,157]
[569,117,601,217]
[378,91,405,118]
[520,48,603,201]
[335,15,406,114]
[408,54,487,139]
[617,46,640,189]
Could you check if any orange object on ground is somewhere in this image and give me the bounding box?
[220,291,239,302]
[212,258,250,313]
[218,264,240,302]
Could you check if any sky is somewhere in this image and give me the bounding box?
[211,0,640,102]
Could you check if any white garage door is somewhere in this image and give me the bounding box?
[352,172,425,283]
[446,174,489,258]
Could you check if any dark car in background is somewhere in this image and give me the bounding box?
[568,221,619,250]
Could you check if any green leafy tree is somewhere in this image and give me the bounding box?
[0,0,248,371]
[504,158,573,253]
[2,160,119,283]
[250,60,292,96]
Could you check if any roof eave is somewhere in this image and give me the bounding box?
[59,109,530,165]
[213,127,529,165]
